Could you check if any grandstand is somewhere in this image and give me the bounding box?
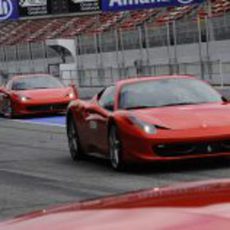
[0,1,230,45]
[0,0,230,87]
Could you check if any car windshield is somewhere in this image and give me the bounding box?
[119,78,223,109]
[11,75,64,91]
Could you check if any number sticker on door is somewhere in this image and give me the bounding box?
[89,120,97,130]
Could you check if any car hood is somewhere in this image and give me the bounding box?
[1,206,230,230]
[131,102,230,130]
[14,87,73,100]
[1,179,230,230]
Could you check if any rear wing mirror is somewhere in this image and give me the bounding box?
[69,83,79,98]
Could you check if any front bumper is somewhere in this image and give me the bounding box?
[119,125,230,163]
[12,98,72,116]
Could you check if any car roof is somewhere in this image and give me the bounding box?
[10,74,53,81]
[116,75,196,87]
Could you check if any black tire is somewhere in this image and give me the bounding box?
[67,115,84,161]
[2,97,14,118]
[108,125,126,171]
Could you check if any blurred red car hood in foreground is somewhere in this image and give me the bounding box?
[132,102,230,129]
[1,179,230,230]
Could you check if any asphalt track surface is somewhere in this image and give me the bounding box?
[0,116,230,221]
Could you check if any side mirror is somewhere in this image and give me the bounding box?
[222,96,228,102]
[104,102,114,111]
[69,83,79,99]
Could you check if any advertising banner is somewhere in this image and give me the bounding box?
[0,0,18,21]
[49,0,69,14]
[18,0,48,16]
[19,0,100,17]
[68,0,100,13]
[101,0,205,12]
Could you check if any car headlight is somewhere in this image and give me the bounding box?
[128,116,157,134]
[66,92,74,99]
[20,95,30,102]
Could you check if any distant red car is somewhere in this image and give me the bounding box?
[0,179,230,229]
[66,75,230,170]
[0,74,78,118]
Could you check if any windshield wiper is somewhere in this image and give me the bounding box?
[160,102,205,107]
[124,105,156,110]
[32,87,49,89]
[124,102,206,110]
[15,88,28,91]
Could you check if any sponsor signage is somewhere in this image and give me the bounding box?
[49,0,69,14]
[68,0,100,13]
[0,0,18,20]
[101,0,205,12]
[19,0,99,17]
[19,0,48,16]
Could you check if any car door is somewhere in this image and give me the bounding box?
[85,86,115,154]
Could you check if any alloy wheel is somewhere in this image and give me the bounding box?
[3,98,13,118]
[67,117,82,161]
[109,125,125,171]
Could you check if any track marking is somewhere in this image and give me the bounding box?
[13,116,66,127]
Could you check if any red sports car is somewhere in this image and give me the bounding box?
[66,75,230,170]
[0,179,230,229]
[0,74,78,118]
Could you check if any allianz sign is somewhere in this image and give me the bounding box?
[0,0,18,20]
[101,0,205,11]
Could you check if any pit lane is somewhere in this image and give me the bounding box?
[0,116,230,220]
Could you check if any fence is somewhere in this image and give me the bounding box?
[60,60,229,88]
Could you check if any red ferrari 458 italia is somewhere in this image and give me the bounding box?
[0,74,78,118]
[66,75,230,170]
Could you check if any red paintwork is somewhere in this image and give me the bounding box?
[67,75,230,163]
[1,179,230,229]
[0,74,78,116]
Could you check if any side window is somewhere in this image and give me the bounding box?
[98,86,115,111]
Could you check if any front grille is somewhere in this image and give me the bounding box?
[154,140,230,157]
[27,103,68,112]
